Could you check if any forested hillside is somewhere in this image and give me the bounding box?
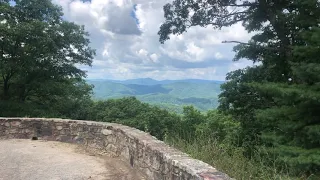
[87,79,221,113]
[1,0,319,180]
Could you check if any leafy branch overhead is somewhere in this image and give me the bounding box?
[158,0,256,44]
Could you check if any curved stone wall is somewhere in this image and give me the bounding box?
[0,118,232,180]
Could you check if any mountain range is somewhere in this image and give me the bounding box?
[86,78,224,113]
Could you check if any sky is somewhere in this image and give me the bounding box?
[52,0,254,80]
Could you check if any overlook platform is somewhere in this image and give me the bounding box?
[0,139,146,180]
[0,118,232,180]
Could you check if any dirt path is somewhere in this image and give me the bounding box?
[0,139,146,180]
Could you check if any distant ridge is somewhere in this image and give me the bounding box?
[88,78,225,85]
[86,78,223,113]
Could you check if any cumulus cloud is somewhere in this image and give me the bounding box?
[53,0,253,80]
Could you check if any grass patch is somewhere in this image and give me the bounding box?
[165,135,296,180]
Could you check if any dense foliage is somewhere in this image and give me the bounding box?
[158,0,320,178]
[0,0,95,116]
[86,97,181,140]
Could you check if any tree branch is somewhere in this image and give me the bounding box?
[209,11,249,18]
[222,40,250,45]
[188,17,248,28]
[227,2,258,7]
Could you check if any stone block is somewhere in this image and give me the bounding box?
[106,144,117,152]
[4,122,10,127]
[151,156,161,171]
[9,129,18,134]
[11,121,21,127]
[73,136,85,144]
[40,127,52,136]
[102,129,113,136]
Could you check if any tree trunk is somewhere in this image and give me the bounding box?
[18,85,27,102]
[2,77,10,100]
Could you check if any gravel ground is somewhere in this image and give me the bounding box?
[0,139,146,180]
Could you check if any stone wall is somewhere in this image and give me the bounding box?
[0,118,232,180]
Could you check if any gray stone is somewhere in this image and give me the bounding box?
[106,144,117,152]
[102,129,113,136]
[11,121,21,127]
[4,122,10,127]
[9,129,17,134]
[40,127,52,136]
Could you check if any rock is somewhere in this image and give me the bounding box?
[102,129,113,136]
[11,121,21,127]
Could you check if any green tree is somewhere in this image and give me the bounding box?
[174,106,205,141]
[250,28,320,177]
[88,97,181,140]
[203,110,240,144]
[0,0,95,101]
[158,0,320,177]
[0,0,95,117]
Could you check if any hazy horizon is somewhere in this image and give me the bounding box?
[86,77,226,81]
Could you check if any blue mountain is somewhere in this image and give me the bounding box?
[86,78,224,113]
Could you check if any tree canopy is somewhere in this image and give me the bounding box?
[158,0,320,177]
[0,0,95,114]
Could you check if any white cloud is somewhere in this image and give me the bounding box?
[53,0,252,80]
[150,53,159,63]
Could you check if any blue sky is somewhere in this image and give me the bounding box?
[52,0,253,80]
[9,1,16,6]
[131,4,139,25]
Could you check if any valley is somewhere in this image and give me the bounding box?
[87,78,223,113]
